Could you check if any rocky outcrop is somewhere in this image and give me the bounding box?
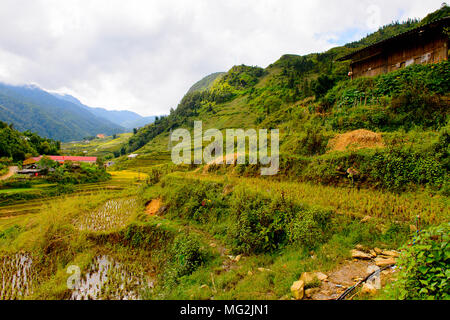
[291,280,305,300]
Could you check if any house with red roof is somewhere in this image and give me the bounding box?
[23,155,97,167]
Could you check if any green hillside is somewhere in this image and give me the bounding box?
[187,72,226,93]
[0,120,60,162]
[61,133,133,159]
[113,5,449,195]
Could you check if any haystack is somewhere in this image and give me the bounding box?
[328,129,384,152]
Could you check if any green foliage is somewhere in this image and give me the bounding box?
[325,61,450,131]
[188,72,226,93]
[227,187,332,253]
[47,162,110,184]
[219,65,266,89]
[312,74,336,99]
[292,123,331,156]
[159,177,333,254]
[385,222,450,300]
[37,156,59,169]
[0,225,22,241]
[420,3,450,25]
[295,143,447,191]
[0,121,60,162]
[170,233,206,278]
[0,179,32,189]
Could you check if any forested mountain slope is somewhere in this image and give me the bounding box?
[52,93,156,130]
[0,83,124,142]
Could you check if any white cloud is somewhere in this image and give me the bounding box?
[0,0,444,116]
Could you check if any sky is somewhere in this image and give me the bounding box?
[0,0,445,116]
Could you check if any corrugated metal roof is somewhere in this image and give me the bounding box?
[24,156,98,163]
[336,16,449,62]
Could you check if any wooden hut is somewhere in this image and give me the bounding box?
[337,17,449,79]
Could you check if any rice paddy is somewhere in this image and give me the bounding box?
[70,255,153,300]
[75,198,138,232]
[0,252,37,300]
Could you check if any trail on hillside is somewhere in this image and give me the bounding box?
[0,166,18,181]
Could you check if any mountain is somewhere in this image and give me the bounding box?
[0,83,124,142]
[120,5,449,171]
[187,72,226,93]
[51,93,156,130]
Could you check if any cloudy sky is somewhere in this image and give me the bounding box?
[0,0,444,116]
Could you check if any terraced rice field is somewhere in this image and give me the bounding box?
[61,133,133,158]
[75,198,138,232]
[70,255,153,300]
[0,252,37,300]
[0,170,146,220]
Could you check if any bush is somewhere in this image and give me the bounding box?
[0,179,32,189]
[47,163,110,184]
[292,144,447,192]
[386,223,449,300]
[295,124,330,156]
[170,233,205,278]
[161,233,207,289]
[288,207,331,249]
[390,84,448,129]
[228,187,332,253]
[325,61,450,131]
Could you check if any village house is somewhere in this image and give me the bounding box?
[19,156,98,176]
[22,156,98,167]
[337,17,449,79]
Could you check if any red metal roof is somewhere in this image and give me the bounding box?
[30,156,97,163]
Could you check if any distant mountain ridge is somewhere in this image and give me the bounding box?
[51,93,156,130]
[0,83,124,142]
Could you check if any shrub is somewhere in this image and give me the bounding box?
[288,207,332,249]
[228,187,332,253]
[170,233,205,278]
[389,84,448,129]
[295,124,330,156]
[386,222,449,300]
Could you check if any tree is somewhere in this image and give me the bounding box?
[312,75,336,98]
[39,141,52,155]
[96,157,105,168]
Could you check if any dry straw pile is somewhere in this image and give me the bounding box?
[328,129,384,152]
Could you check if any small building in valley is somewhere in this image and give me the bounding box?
[337,17,449,79]
[23,156,98,169]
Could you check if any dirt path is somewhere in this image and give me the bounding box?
[145,199,162,216]
[0,166,18,180]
